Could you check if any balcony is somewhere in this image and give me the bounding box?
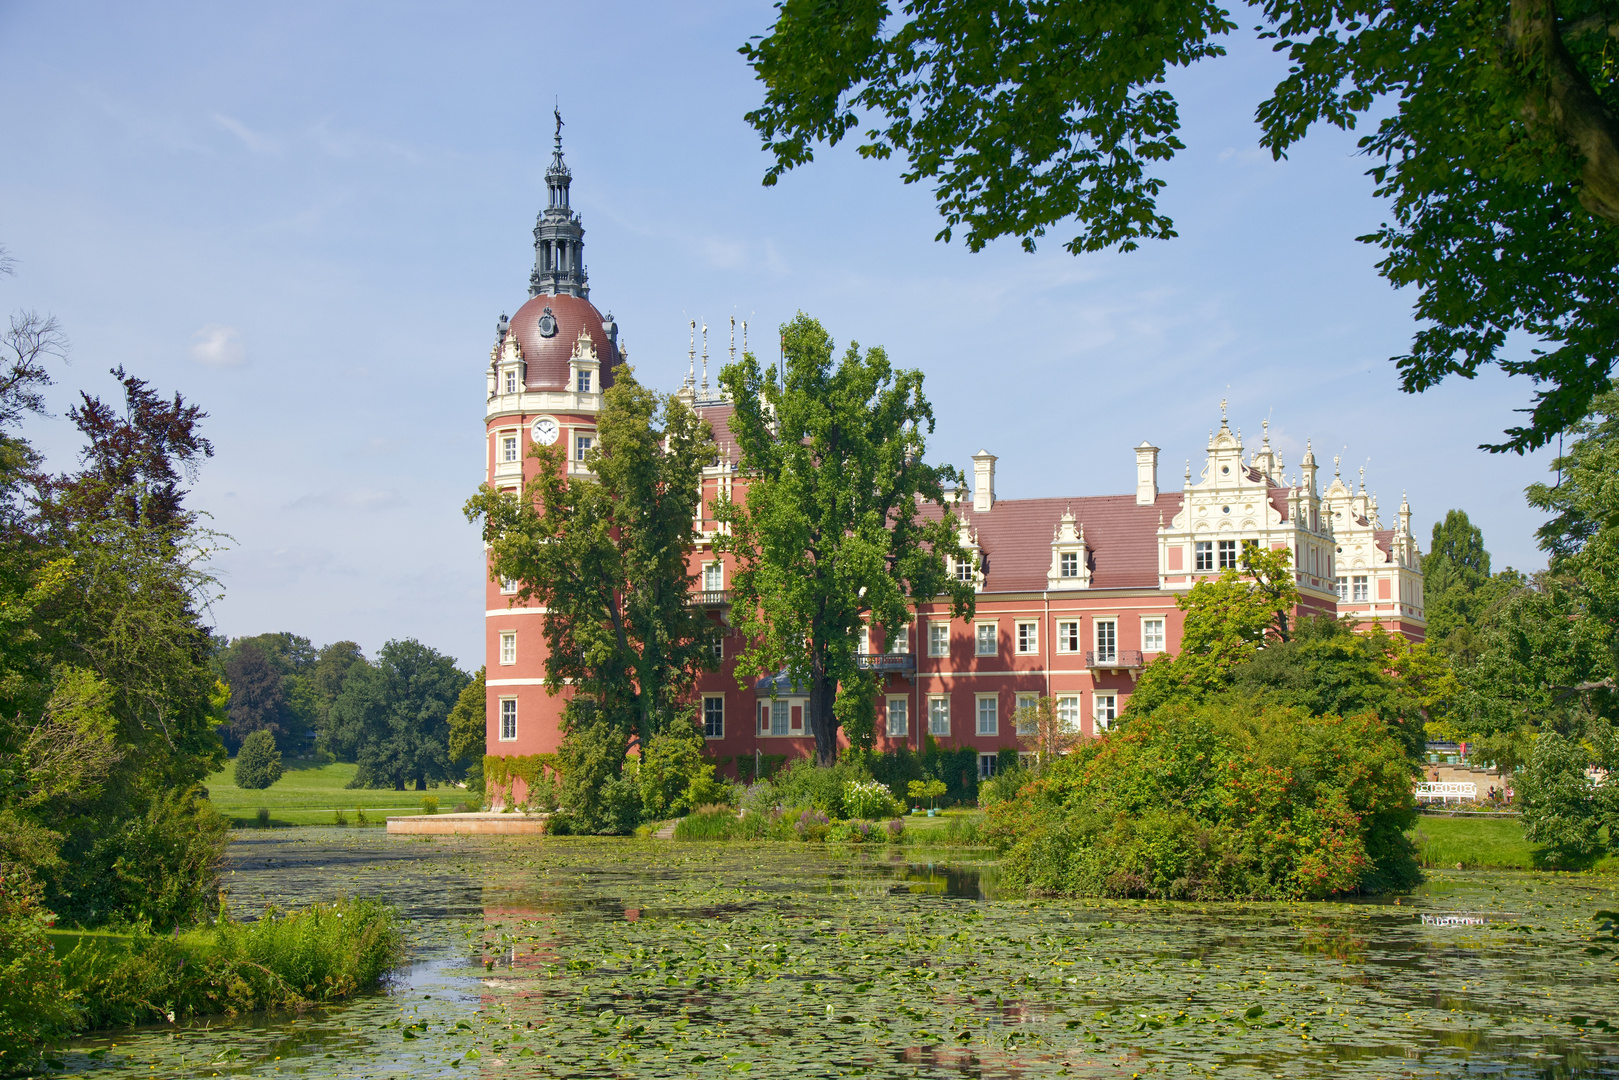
[1085,650,1145,671]
[695,589,730,607]
[856,653,917,675]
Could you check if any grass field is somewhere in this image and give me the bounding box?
[1410,814,1537,869]
[204,759,475,828]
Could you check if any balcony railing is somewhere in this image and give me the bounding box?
[695,589,730,607]
[1085,650,1145,670]
[855,653,917,675]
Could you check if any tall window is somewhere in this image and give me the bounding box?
[857,625,871,655]
[1015,693,1038,735]
[499,632,516,665]
[1060,551,1079,577]
[1217,539,1238,569]
[929,622,950,657]
[975,622,997,656]
[979,753,998,779]
[1352,575,1370,602]
[710,632,723,661]
[703,696,724,739]
[501,436,519,463]
[929,697,950,736]
[575,435,594,461]
[1016,621,1038,654]
[771,700,789,736]
[1055,695,1081,734]
[1336,576,1349,601]
[1194,541,1213,571]
[888,625,910,654]
[1056,621,1080,653]
[1142,618,1165,653]
[703,563,723,592]
[577,369,592,393]
[886,697,908,737]
[499,699,517,741]
[1094,620,1117,663]
[1094,693,1117,731]
[977,696,998,736]
[504,370,517,395]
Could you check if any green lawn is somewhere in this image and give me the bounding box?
[204,759,475,827]
[1409,814,1536,869]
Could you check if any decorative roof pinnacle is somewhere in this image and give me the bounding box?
[701,322,709,395]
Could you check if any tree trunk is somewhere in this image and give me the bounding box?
[415,775,427,791]
[807,661,840,767]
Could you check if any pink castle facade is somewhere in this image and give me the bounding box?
[482,131,1426,794]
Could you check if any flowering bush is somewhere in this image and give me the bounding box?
[843,779,901,820]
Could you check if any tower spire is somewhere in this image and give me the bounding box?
[528,109,589,299]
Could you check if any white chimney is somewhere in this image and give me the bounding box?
[1135,442,1160,506]
[972,450,996,512]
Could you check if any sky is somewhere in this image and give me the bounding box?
[0,1,1557,669]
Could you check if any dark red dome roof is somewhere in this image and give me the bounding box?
[508,292,619,391]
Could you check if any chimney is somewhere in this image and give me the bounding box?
[971,450,996,512]
[1135,442,1160,506]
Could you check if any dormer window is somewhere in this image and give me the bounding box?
[1060,552,1079,578]
[504,370,518,395]
[577,370,592,393]
[956,558,975,583]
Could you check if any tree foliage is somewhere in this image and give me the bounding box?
[325,639,470,791]
[233,729,283,790]
[742,0,1619,451]
[716,313,974,765]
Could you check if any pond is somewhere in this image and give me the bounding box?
[52,829,1619,1078]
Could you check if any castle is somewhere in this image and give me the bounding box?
[481,125,1426,787]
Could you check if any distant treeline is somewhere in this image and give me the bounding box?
[214,633,483,792]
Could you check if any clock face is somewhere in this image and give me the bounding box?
[532,418,559,446]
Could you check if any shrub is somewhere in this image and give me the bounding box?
[844,779,901,820]
[451,802,471,814]
[234,730,284,790]
[780,807,831,842]
[885,817,905,842]
[1518,731,1605,867]
[333,810,349,827]
[0,871,76,1076]
[672,806,757,841]
[256,807,272,829]
[63,787,229,929]
[987,702,1419,900]
[774,759,871,818]
[354,808,369,827]
[419,795,439,815]
[978,766,1030,807]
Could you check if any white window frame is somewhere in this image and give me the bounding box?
[499,698,518,742]
[499,576,519,595]
[1056,621,1080,653]
[975,621,997,656]
[976,694,999,736]
[499,631,516,666]
[501,434,520,463]
[978,753,998,779]
[1194,540,1213,571]
[710,631,723,661]
[857,625,871,655]
[1094,692,1118,731]
[575,433,595,461]
[1060,551,1079,578]
[955,556,975,583]
[1055,695,1082,735]
[1094,619,1117,662]
[702,695,724,739]
[1352,575,1370,602]
[887,625,910,655]
[1016,620,1038,655]
[504,369,518,395]
[577,369,592,393]
[929,696,950,737]
[928,621,950,657]
[770,699,790,736]
[1141,617,1165,653]
[1015,693,1038,736]
[1336,576,1349,601]
[885,695,908,738]
[1217,539,1239,569]
[702,562,723,592]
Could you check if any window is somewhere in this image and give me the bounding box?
[1194,541,1213,571]
[1336,576,1348,601]
[1094,620,1117,663]
[504,370,517,395]
[1217,539,1238,569]
[499,632,516,666]
[1015,693,1038,735]
[710,632,723,661]
[1056,695,1082,734]
[1016,621,1038,654]
[1060,551,1079,578]
[955,557,975,582]
[1056,621,1080,653]
[929,697,950,736]
[577,369,592,393]
[888,625,910,654]
[770,700,789,736]
[575,435,594,461]
[499,698,517,741]
[499,577,519,595]
[857,625,871,655]
[501,436,519,463]
[975,622,997,656]
[977,695,998,736]
[1094,692,1117,731]
[703,696,724,739]
[978,753,998,779]
[1142,618,1165,652]
[928,622,950,657]
[886,697,908,737]
[703,563,723,592]
[1352,575,1369,602]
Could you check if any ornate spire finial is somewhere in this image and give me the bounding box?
[1220,396,1228,423]
[729,316,736,367]
[686,320,696,388]
[1333,453,1341,477]
[742,319,748,356]
[1358,464,1365,492]
[701,322,710,394]
[1261,418,1270,444]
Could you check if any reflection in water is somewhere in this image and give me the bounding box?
[55,831,1619,1079]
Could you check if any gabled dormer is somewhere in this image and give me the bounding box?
[569,327,600,397]
[952,523,984,591]
[1048,509,1092,590]
[493,317,525,398]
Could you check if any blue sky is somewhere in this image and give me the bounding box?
[0,1,1556,669]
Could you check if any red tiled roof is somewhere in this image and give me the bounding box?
[508,292,619,392]
[695,403,742,467]
[1374,529,1393,560]
[1268,487,1291,523]
[960,492,1183,592]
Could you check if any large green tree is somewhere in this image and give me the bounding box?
[325,639,470,791]
[742,0,1619,451]
[716,313,974,766]
[464,367,717,753]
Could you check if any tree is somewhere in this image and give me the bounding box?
[223,642,290,751]
[447,667,486,765]
[1013,696,1083,769]
[326,640,470,791]
[233,729,283,790]
[312,640,366,733]
[741,1,1619,452]
[465,368,716,754]
[716,313,975,766]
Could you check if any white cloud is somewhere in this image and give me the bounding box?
[211,113,282,156]
[190,324,246,366]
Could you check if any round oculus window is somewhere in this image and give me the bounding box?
[1221,465,1229,474]
[1222,506,1230,514]
[537,306,558,338]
